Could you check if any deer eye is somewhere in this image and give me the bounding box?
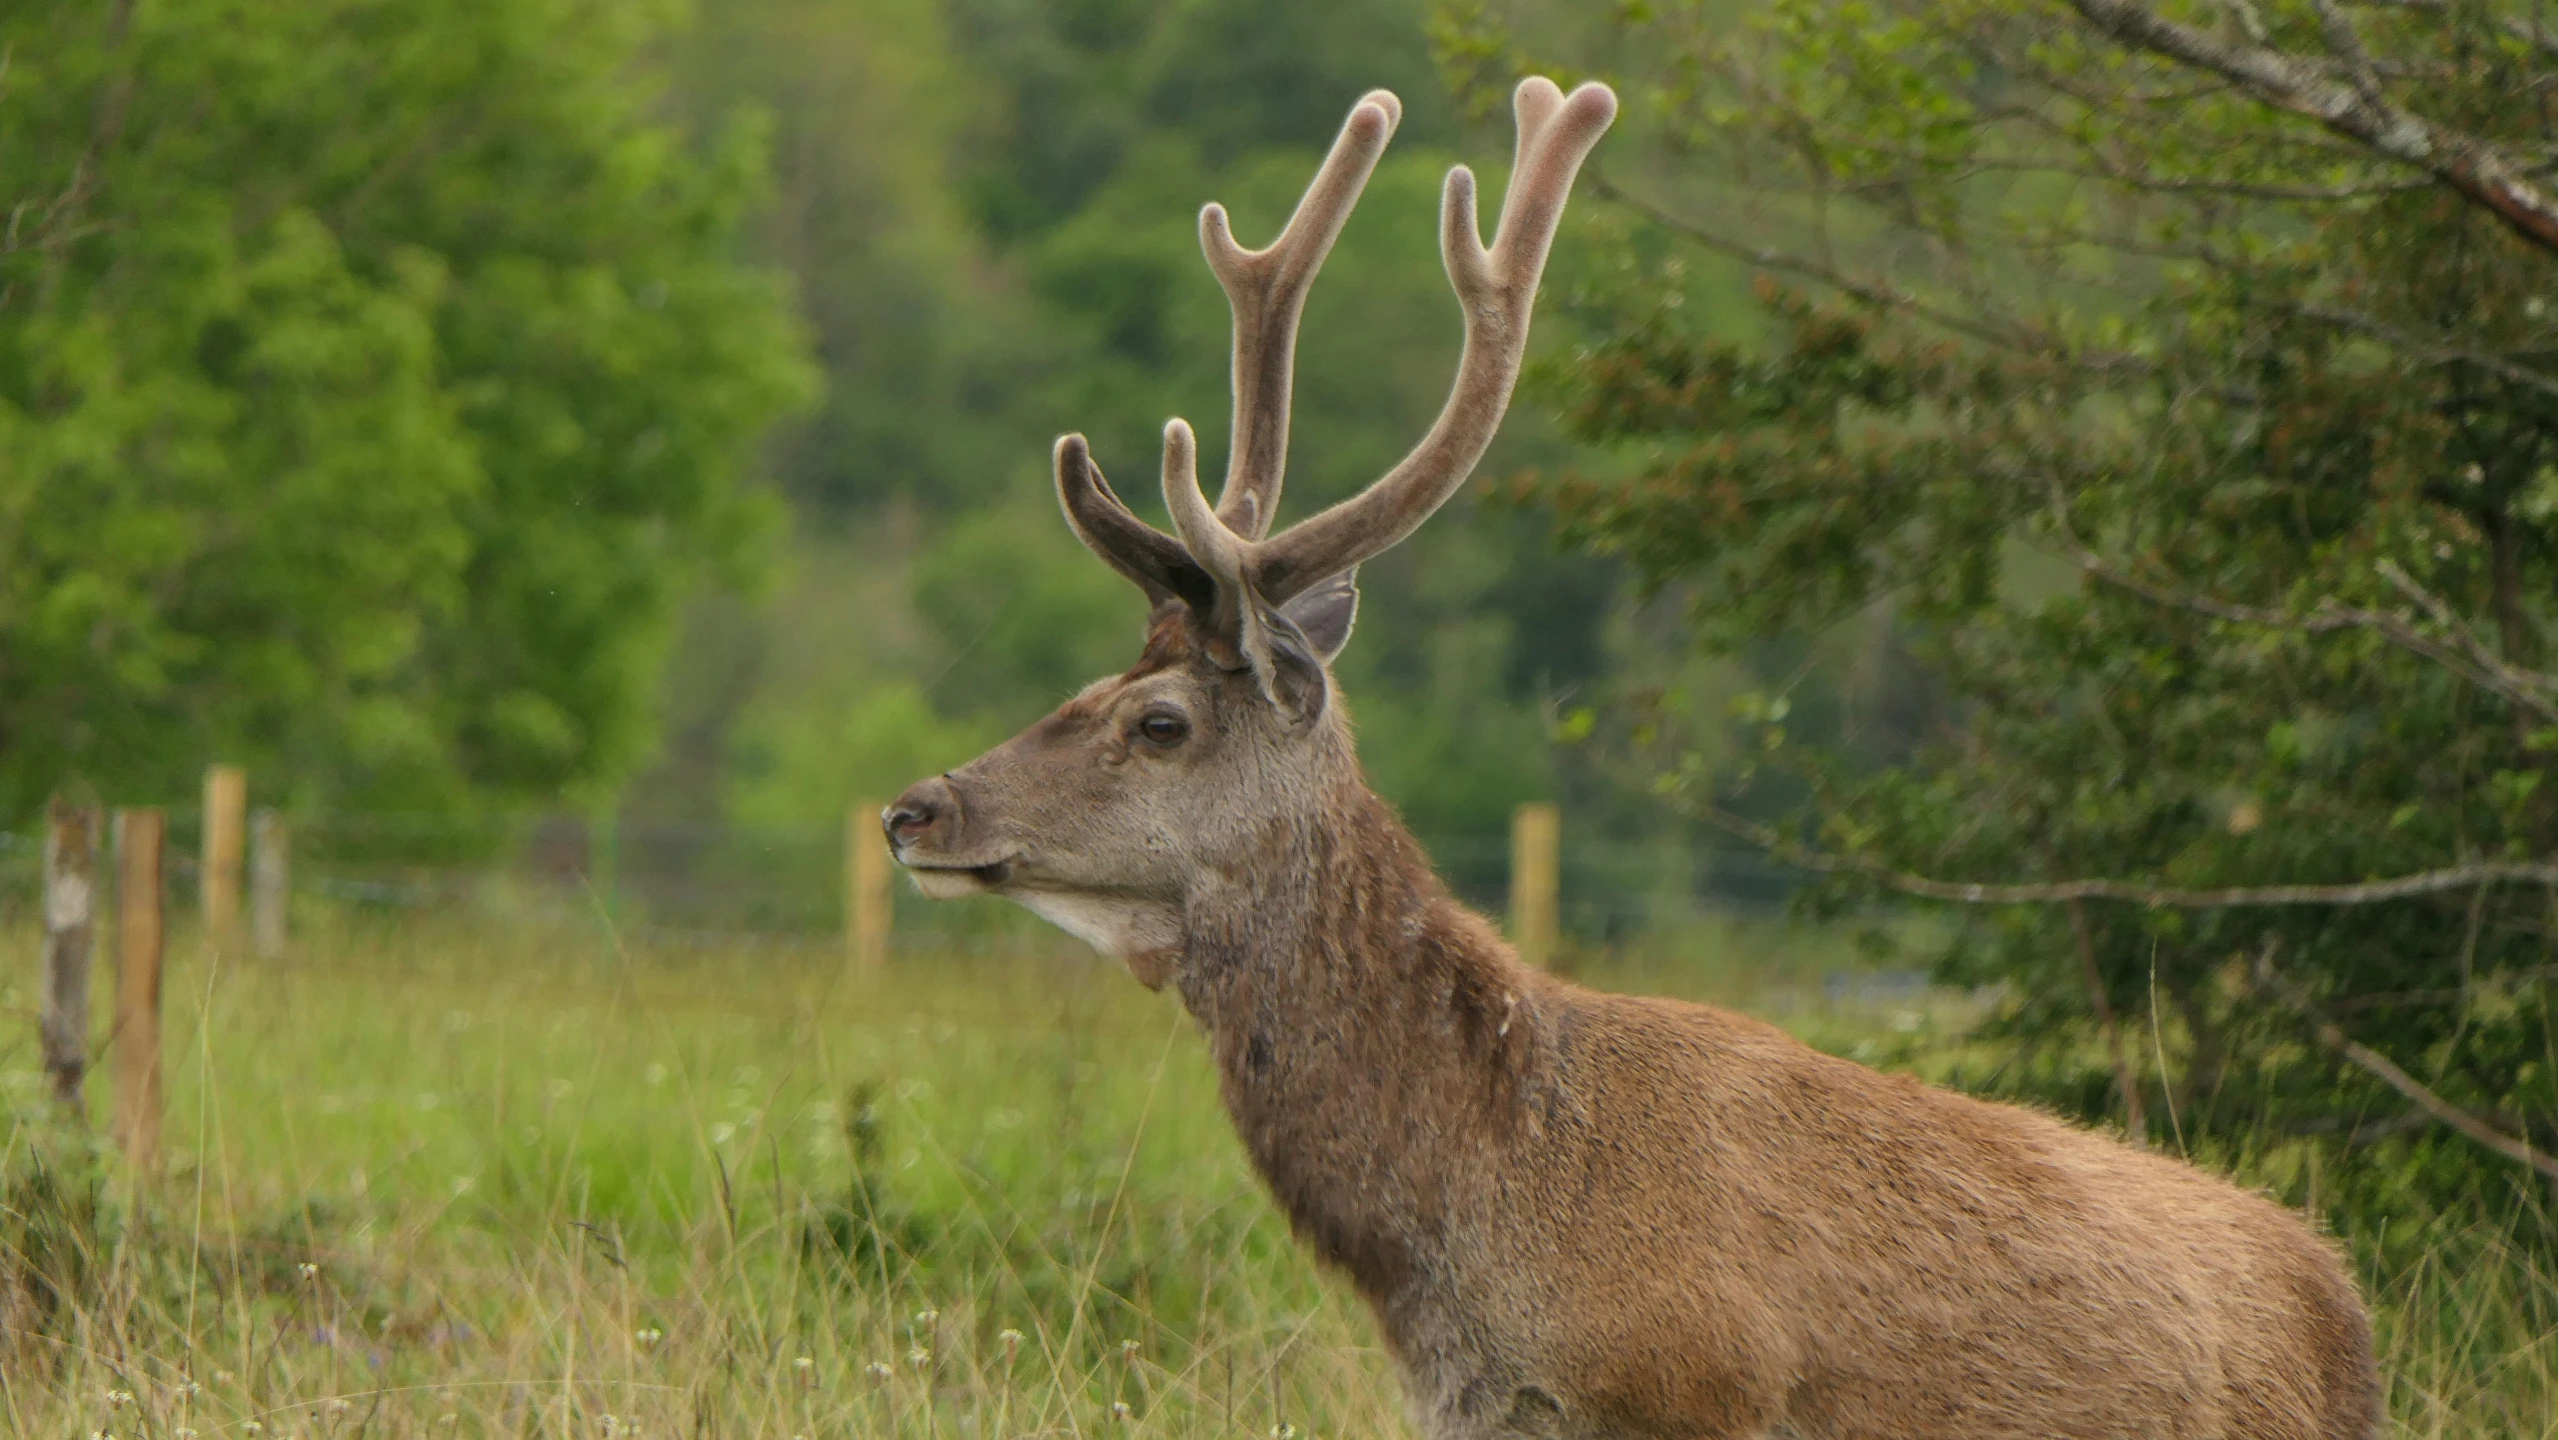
[1136,711,1191,747]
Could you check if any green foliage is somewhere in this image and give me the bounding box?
[1485,0,2558,1231]
[0,0,814,816]
[676,0,1038,515]
[912,496,1140,719]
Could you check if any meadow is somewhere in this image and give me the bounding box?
[0,906,2553,1438]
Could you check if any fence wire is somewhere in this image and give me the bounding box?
[0,809,1807,952]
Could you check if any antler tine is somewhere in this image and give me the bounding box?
[1158,418,1260,664]
[1159,420,1244,584]
[1244,79,1616,605]
[1200,90,1401,540]
[1054,435,1217,615]
[1496,77,1566,245]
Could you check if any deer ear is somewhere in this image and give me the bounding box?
[1246,598,1331,724]
[1278,570,1357,663]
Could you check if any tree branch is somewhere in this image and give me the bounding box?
[2066,0,2558,255]
[2287,300,2558,402]
[2037,483,2558,729]
[1587,171,2151,375]
[1688,801,2558,906]
[2345,0,2558,63]
[2254,940,2558,1180]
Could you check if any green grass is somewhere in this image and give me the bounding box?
[0,906,2548,1437]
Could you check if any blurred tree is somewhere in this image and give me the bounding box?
[1463,0,2558,1231]
[947,0,1458,244]
[671,0,1640,869]
[0,0,813,816]
[676,0,1046,516]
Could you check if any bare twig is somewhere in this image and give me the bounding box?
[2066,0,2558,254]
[2328,961,2558,1012]
[2310,0,2391,107]
[1686,800,2558,906]
[2038,484,2558,729]
[1587,172,2128,369]
[2288,301,2558,402]
[2254,940,2558,1180]
[2344,0,2558,62]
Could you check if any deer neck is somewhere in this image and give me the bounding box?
[1173,782,1541,1301]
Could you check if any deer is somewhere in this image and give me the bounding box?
[884,77,2381,1440]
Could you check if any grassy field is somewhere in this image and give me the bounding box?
[0,906,2551,1438]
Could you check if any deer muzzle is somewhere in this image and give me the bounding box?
[884,775,1016,896]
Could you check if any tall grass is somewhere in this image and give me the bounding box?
[0,907,2547,1436]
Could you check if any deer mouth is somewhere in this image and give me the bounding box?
[899,855,1017,898]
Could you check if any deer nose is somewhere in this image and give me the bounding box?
[883,777,952,849]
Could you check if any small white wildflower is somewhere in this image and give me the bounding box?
[106,1389,134,1408]
[864,1361,893,1382]
[175,1380,203,1398]
[1120,1338,1140,1362]
[998,1327,1025,1352]
[175,1430,197,1439]
[793,1356,814,1372]
[325,1396,352,1414]
[241,1425,264,1436]
[907,1345,931,1369]
[1110,1401,1133,1421]
[297,1262,319,1280]
[912,1308,939,1327]
[1272,1424,1299,1440]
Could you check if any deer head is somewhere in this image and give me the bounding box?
[885,78,1615,977]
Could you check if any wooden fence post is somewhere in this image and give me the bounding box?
[41,798,99,1115]
[113,808,166,1178]
[849,801,891,971]
[251,807,289,960]
[202,763,247,957]
[1510,802,1561,969]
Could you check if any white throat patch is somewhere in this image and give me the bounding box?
[1013,891,1184,963]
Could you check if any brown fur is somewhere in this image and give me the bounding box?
[890,625,2382,1440]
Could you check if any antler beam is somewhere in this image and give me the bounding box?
[1164,78,1618,607]
[1058,78,1614,637]
[1203,90,1401,540]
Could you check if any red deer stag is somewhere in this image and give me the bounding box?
[885,77,2380,1440]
